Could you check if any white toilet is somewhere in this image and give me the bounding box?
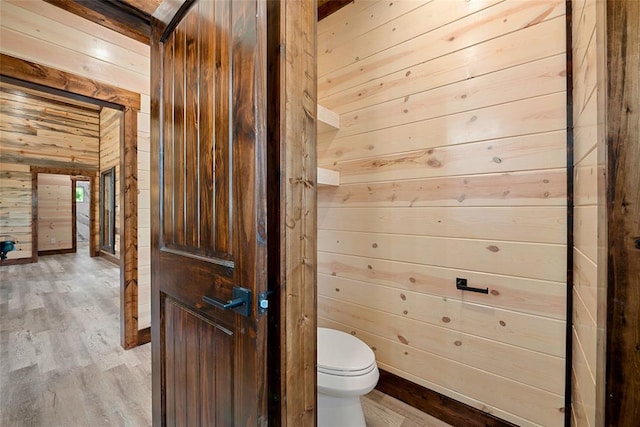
[317,327,379,427]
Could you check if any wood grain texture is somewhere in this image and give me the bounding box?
[375,370,516,427]
[0,84,100,263]
[152,1,270,424]
[121,0,163,16]
[605,0,640,424]
[0,163,33,262]
[319,16,566,114]
[317,1,568,424]
[269,0,318,424]
[100,108,122,257]
[0,83,101,171]
[120,107,139,350]
[317,0,353,21]
[0,54,141,110]
[42,0,151,45]
[36,174,73,252]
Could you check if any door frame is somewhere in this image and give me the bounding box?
[71,176,92,254]
[32,168,96,257]
[0,55,146,349]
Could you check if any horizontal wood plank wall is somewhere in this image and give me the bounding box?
[0,84,101,170]
[317,1,567,426]
[137,96,151,329]
[571,1,605,425]
[100,108,122,257]
[0,0,152,328]
[0,163,33,260]
[0,85,100,262]
[37,173,73,252]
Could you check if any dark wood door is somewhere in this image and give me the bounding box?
[150,0,269,425]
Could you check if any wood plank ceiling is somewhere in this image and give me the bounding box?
[43,0,352,45]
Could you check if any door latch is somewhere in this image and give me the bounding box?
[258,291,273,315]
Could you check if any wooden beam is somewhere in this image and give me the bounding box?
[120,0,162,16]
[42,0,151,45]
[0,55,140,110]
[318,0,353,21]
[120,107,139,350]
[605,0,640,425]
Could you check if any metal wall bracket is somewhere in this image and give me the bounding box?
[456,277,489,294]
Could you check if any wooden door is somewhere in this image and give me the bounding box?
[150,0,269,425]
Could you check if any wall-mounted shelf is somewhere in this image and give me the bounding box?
[317,167,340,187]
[318,104,340,133]
[317,104,340,186]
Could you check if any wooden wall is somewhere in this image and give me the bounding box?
[37,173,73,251]
[0,0,151,328]
[571,1,606,425]
[317,1,567,425]
[0,163,32,260]
[99,107,122,256]
[0,83,101,260]
[0,83,101,170]
[138,97,151,329]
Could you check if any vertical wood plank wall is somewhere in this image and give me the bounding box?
[317,1,568,425]
[99,108,122,257]
[37,173,73,251]
[0,85,100,260]
[570,1,605,426]
[0,0,152,328]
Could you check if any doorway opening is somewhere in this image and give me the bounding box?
[75,180,91,254]
[0,59,145,349]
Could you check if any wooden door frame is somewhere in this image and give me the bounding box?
[603,0,640,424]
[71,176,92,254]
[0,54,146,349]
[32,168,96,257]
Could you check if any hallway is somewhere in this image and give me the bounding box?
[0,252,152,426]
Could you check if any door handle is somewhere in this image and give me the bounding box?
[202,286,252,317]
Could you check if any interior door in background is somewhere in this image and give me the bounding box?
[150,0,270,424]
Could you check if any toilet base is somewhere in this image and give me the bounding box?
[317,393,366,427]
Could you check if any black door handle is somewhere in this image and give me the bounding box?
[202,286,251,317]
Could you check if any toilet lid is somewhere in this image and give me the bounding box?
[317,328,376,376]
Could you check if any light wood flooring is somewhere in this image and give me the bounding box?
[0,251,449,426]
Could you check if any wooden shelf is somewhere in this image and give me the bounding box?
[318,104,339,133]
[317,104,340,186]
[317,167,340,187]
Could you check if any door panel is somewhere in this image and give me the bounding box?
[152,0,268,425]
[164,299,233,426]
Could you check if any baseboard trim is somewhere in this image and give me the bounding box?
[138,327,151,345]
[375,369,516,427]
[38,248,75,256]
[99,251,120,266]
[0,257,35,266]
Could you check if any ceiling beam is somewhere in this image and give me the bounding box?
[42,0,151,45]
[0,54,141,109]
[318,0,353,21]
